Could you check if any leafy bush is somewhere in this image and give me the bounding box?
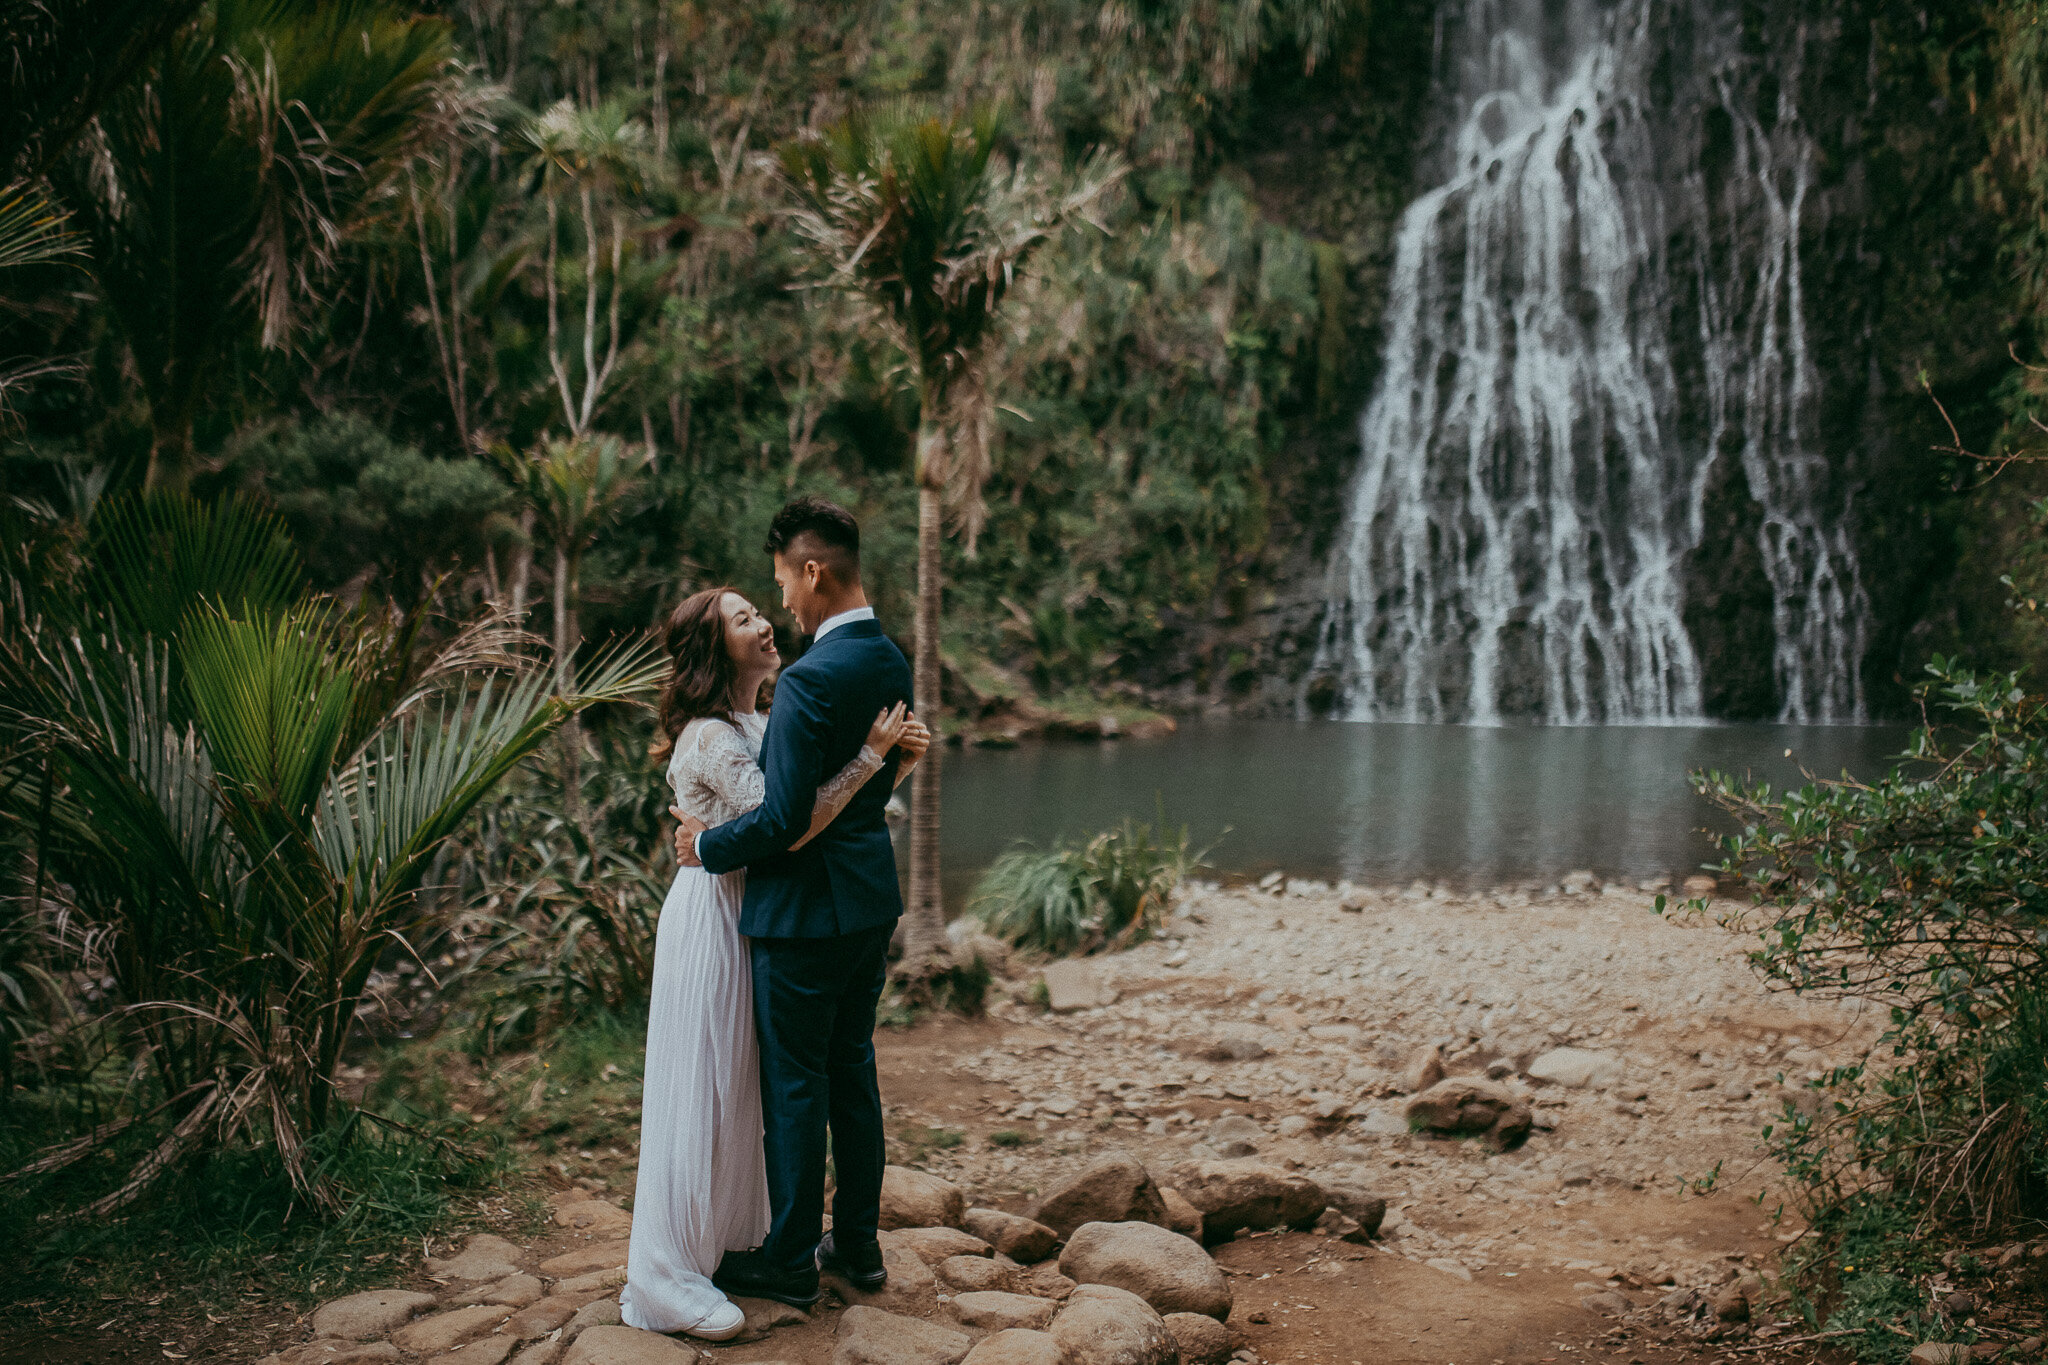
[0,494,657,1212]
[1693,657,2048,1351]
[967,813,1201,956]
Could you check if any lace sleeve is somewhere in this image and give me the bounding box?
[686,720,884,845]
[792,744,886,850]
[686,720,767,820]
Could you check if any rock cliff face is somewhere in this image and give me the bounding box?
[1163,0,2005,723]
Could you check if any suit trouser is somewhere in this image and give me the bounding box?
[749,922,893,1274]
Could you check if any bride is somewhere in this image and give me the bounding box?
[620,585,928,1340]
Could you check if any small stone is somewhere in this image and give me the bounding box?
[879,1166,968,1230]
[554,1200,633,1235]
[1164,1161,1327,1243]
[1274,1115,1310,1138]
[1322,1185,1387,1237]
[504,1298,581,1340]
[562,1324,702,1365]
[311,1289,438,1340]
[564,1298,622,1339]
[1162,1311,1236,1365]
[1708,1286,1750,1323]
[938,1254,1022,1294]
[1023,1263,1078,1300]
[891,1226,993,1264]
[1722,1079,1753,1101]
[833,1304,971,1365]
[962,1209,1059,1265]
[961,1330,1063,1365]
[950,1291,1057,1332]
[1582,1291,1634,1317]
[1042,960,1116,1012]
[1528,1048,1624,1090]
[279,1346,400,1365]
[1205,1115,1262,1150]
[735,1296,811,1333]
[1907,1347,1974,1365]
[1030,1151,1169,1239]
[430,1340,515,1365]
[1199,1029,1268,1063]
[1426,1258,1474,1282]
[1402,1078,1533,1147]
[427,1235,528,1283]
[537,1242,630,1277]
[446,1275,545,1309]
[1060,1221,1231,1320]
[1402,1044,1445,1093]
[510,1342,562,1365]
[1157,1188,1204,1242]
[391,1304,511,1355]
[832,1233,941,1314]
[1682,874,1718,896]
[553,1268,627,1296]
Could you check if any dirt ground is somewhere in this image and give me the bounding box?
[5,876,2042,1364]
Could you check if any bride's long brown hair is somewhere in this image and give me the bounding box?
[650,586,765,759]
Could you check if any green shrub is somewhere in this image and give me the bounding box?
[1693,657,2048,1353]
[967,812,1203,956]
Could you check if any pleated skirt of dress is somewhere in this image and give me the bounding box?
[620,865,771,1333]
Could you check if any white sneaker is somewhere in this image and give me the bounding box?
[679,1298,746,1342]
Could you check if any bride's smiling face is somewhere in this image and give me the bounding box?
[720,592,779,677]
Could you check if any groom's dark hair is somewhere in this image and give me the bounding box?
[765,495,860,583]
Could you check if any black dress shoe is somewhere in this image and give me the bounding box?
[816,1231,887,1291]
[712,1248,822,1310]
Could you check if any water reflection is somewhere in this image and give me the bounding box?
[934,718,1908,901]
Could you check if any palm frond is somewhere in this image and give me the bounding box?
[0,184,84,270]
[84,494,305,645]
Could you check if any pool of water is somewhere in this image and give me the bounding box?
[928,718,1910,903]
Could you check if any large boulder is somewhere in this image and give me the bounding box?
[881,1167,969,1230]
[1049,1285,1177,1365]
[833,1305,971,1365]
[310,1289,437,1340]
[950,1291,1057,1332]
[1163,1160,1327,1243]
[1322,1184,1388,1237]
[1403,1078,1533,1148]
[1030,1151,1167,1239]
[1163,1311,1237,1365]
[960,1331,1064,1365]
[389,1305,509,1355]
[1059,1221,1231,1320]
[962,1208,1060,1265]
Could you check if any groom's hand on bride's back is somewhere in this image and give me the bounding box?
[670,805,708,866]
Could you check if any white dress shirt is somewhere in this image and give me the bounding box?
[812,605,875,642]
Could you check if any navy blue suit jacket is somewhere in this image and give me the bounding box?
[697,618,912,938]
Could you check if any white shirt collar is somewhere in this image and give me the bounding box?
[813,605,875,642]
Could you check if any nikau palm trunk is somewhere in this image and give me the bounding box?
[905,454,947,971]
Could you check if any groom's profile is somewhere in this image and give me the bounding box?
[671,495,912,1307]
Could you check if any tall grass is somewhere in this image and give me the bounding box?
[966,812,1203,956]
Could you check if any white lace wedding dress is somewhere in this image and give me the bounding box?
[620,711,883,1334]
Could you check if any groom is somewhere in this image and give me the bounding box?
[671,495,912,1309]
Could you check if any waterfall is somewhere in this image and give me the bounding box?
[1310,0,1870,724]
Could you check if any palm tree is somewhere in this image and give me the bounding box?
[0,495,659,1209]
[777,109,1119,979]
[47,0,461,492]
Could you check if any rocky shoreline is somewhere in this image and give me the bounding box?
[252,875,2048,1365]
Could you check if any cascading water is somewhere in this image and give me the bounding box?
[1309,0,1871,724]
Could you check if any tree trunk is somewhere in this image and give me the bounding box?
[904,442,947,977]
[509,509,535,622]
[145,412,193,494]
[554,543,583,825]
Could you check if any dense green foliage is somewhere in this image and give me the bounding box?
[1,0,1428,708]
[967,813,1200,956]
[1692,657,2048,1355]
[0,493,658,1212]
